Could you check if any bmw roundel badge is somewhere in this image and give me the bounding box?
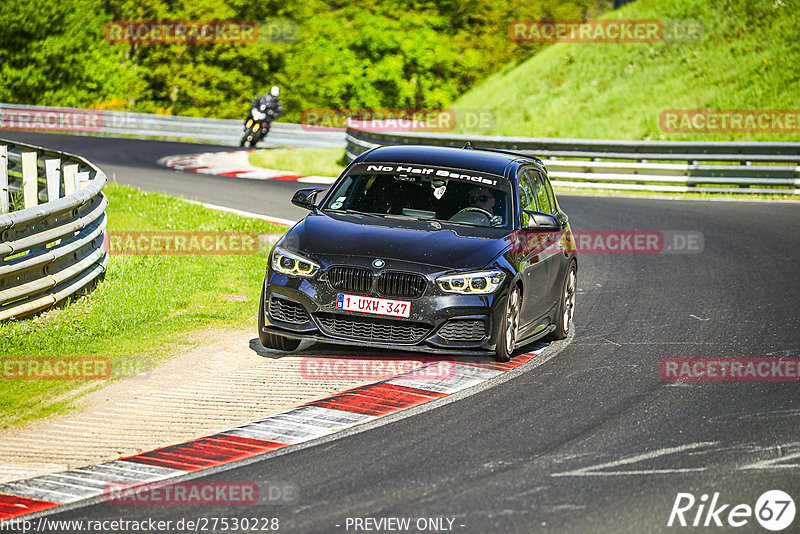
[373,259,385,268]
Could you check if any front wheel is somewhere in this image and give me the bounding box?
[544,262,576,341]
[240,127,253,148]
[494,286,520,362]
[258,284,301,351]
[250,123,270,147]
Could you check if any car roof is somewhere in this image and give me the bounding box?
[354,145,534,178]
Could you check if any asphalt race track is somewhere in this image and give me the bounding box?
[3,132,800,533]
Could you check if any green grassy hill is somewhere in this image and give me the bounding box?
[452,0,800,141]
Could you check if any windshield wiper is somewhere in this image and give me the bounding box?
[383,213,424,220]
[438,219,474,227]
[332,209,386,217]
[382,213,471,226]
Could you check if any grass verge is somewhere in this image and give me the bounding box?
[0,184,287,430]
[452,0,800,142]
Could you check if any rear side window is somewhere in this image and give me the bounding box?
[543,173,558,213]
[518,169,537,211]
[532,171,554,214]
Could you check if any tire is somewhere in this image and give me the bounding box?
[494,285,521,362]
[250,125,269,147]
[258,284,301,351]
[241,128,253,147]
[248,129,260,147]
[544,261,577,341]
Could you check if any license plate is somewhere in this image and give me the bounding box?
[336,293,411,318]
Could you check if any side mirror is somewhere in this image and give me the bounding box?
[291,188,325,210]
[522,210,561,230]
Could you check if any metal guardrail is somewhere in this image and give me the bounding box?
[0,139,107,320]
[0,103,345,148]
[346,126,800,195]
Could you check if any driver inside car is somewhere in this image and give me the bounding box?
[468,186,504,227]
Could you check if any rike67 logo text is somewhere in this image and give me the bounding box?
[668,490,795,531]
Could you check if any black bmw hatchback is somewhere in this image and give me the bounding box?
[259,145,577,361]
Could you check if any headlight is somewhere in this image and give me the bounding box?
[271,246,320,278]
[436,270,505,294]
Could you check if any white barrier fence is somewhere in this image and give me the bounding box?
[0,102,346,148]
[0,139,107,320]
[345,125,800,195]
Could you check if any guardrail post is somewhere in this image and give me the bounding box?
[0,145,7,214]
[63,164,78,195]
[22,151,38,209]
[76,171,90,190]
[45,158,61,201]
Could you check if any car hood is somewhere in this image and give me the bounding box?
[280,211,510,270]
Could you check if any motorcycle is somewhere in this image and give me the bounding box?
[240,100,275,148]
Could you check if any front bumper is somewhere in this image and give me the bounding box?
[262,266,509,356]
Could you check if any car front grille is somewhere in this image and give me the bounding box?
[269,296,310,324]
[315,312,431,344]
[438,319,487,341]
[377,272,426,298]
[328,266,373,293]
[327,267,427,299]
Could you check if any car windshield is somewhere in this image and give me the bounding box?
[322,172,512,229]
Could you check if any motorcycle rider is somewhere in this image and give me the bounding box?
[241,85,283,146]
[256,85,283,123]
